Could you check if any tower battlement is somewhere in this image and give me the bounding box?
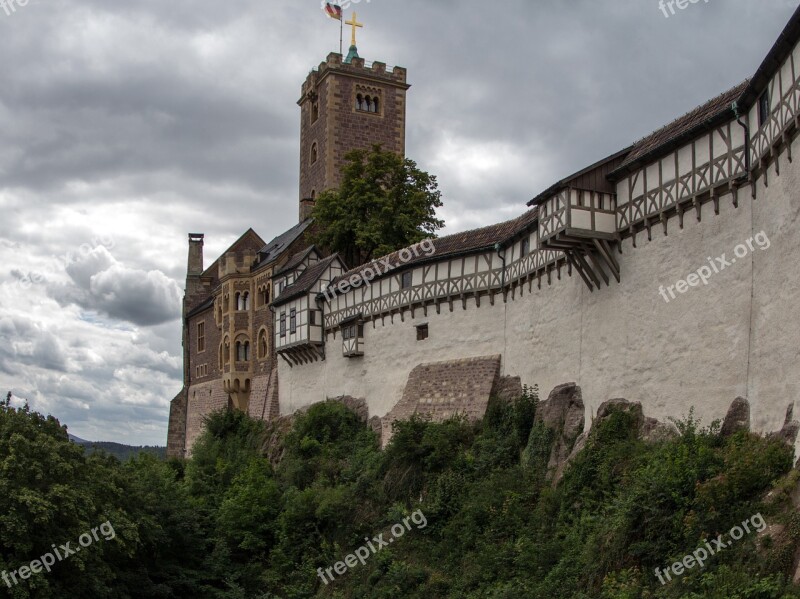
[297,51,410,220]
[299,52,408,101]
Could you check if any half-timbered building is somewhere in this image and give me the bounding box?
[170,6,800,456]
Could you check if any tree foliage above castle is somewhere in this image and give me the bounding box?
[312,144,444,267]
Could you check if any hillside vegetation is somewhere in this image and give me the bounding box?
[2,390,800,598]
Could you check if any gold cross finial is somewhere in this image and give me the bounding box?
[345,12,363,47]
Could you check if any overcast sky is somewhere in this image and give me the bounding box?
[0,0,796,445]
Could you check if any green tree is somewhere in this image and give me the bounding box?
[312,145,444,267]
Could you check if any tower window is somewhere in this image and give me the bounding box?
[356,92,380,114]
[197,322,205,352]
[311,102,319,123]
[236,341,250,362]
[758,91,770,127]
[310,142,318,164]
[259,329,268,359]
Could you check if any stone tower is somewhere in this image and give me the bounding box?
[297,50,410,221]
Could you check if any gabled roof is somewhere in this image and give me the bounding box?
[609,81,749,177]
[200,228,266,284]
[739,5,800,110]
[273,254,342,306]
[257,219,312,266]
[528,147,631,207]
[275,245,318,277]
[329,209,539,293]
[186,295,214,319]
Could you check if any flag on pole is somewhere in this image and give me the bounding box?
[324,3,342,20]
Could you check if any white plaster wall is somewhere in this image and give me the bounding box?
[279,136,800,440]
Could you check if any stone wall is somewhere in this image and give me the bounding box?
[185,379,229,454]
[278,133,800,454]
[166,389,187,458]
[381,355,501,445]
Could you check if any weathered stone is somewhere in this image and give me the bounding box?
[491,375,523,403]
[596,398,644,431]
[368,416,383,438]
[381,355,502,447]
[769,403,800,447]
[721,397,751,437]
[534,383,585,482]
[640,416,679,443]
[328,395,369,422]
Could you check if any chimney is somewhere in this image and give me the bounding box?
[188,233,204,275]
[186,234,205,299]
[299,197,315,222]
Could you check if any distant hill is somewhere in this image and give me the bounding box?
[69,434,166,461]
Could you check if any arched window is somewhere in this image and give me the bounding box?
[258,329,268,359]
[223,294,230,312]
[242,291,250,311]
[236,341,250,361]
[365,96,373,112]
[223,338,230,365]
[235,292,242,311]
[264,284,270,306]
[218,344,223,369]
[372,97,379,113]
[310,142,318,164]
[356,94,363,110]
[310,189,316,200]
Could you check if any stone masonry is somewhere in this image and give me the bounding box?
[381,355,502,446]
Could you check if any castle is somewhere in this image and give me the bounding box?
[168,6,800,457]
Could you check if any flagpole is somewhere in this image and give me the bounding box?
[339,16,343,55]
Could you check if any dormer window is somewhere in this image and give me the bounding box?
[342,319,364,357]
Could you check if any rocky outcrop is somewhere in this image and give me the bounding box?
[721,397,751,437]
[553,397,677,485]
[491,376,523,403]
[533,383,585,481]
[769,403,800,448]
[328,396,369,422]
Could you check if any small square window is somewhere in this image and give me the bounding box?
[416,324,429,341]
[401,271,412,289]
